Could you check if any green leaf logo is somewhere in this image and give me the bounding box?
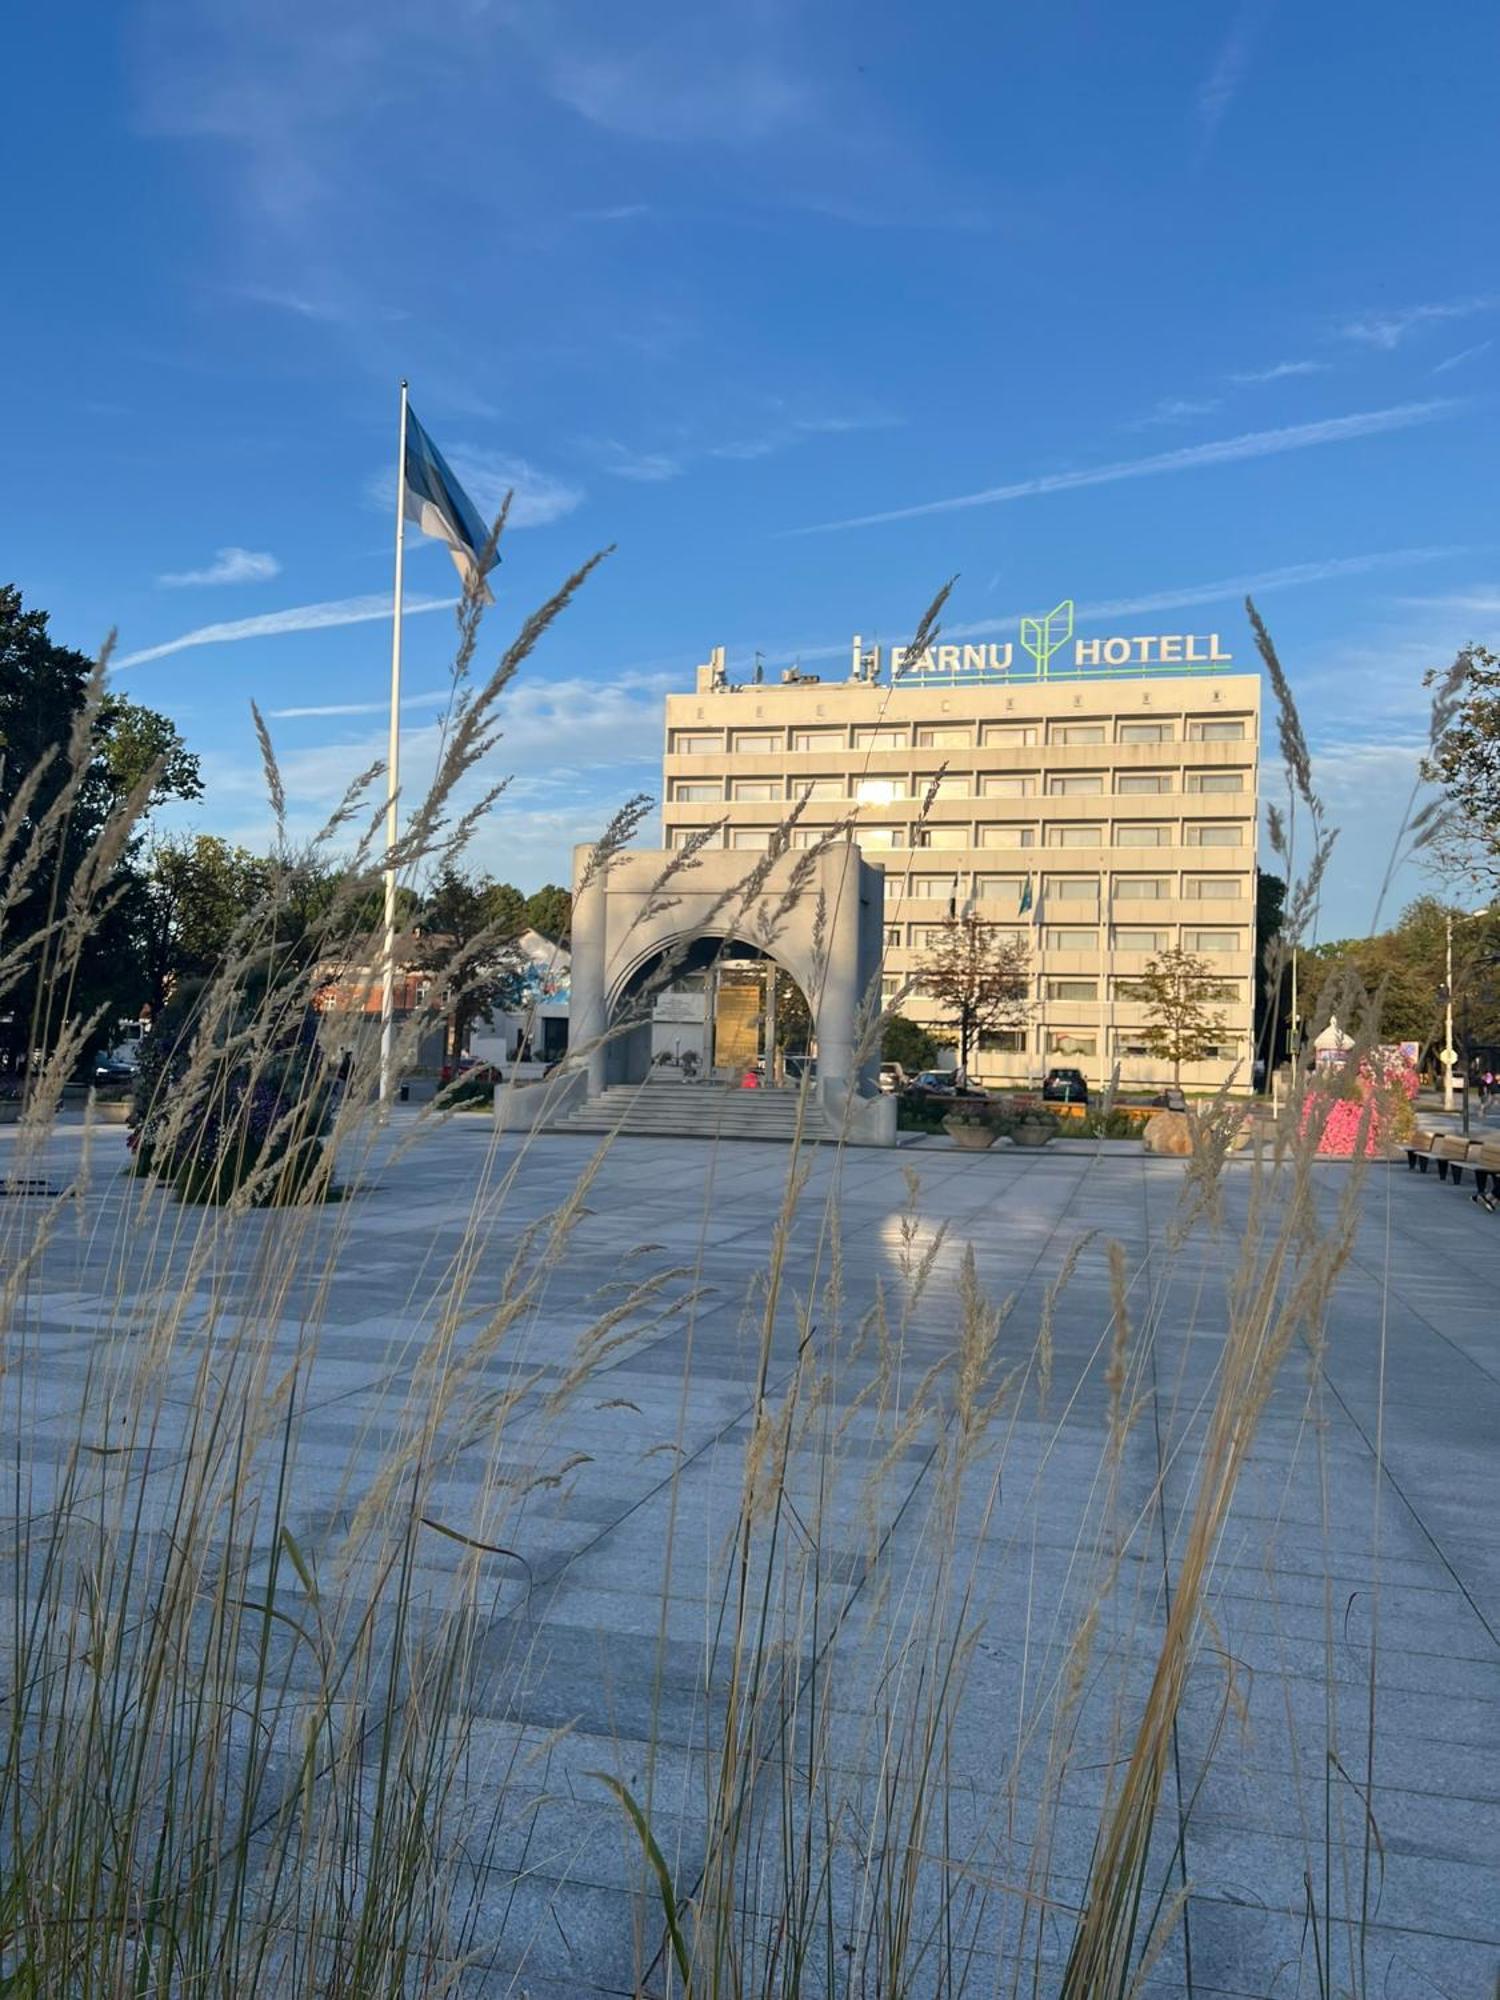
[1018,599,1075,676]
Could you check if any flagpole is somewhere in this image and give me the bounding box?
[379,379,409,1106]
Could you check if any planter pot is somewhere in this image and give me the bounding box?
[0,1102,19,1124]
[1009,1121,1056,1149]
[92,1099,132,1124]
[945,1119,998,1151]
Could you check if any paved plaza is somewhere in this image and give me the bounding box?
[2,1115,1497,1997]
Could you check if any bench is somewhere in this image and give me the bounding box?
[1470,1138,1500,1211]
[1404,1128,1440,1172]
[1434,1135,1480,1183]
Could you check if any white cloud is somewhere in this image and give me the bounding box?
[791,401,1460,535]
[602,446,685,484]
[1195,0,1271,141]
[1126,396,1221,430]
[158,546,281,588]
[1338,298,1496,350]
[1228,359,1331,384]
[369,451,584,529]
[268,687,456,720]
[1433,339,1493,375]
[547,43,809,145]
[114,592,454,670]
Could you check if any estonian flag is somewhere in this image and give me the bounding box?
[403,406,501,603]
[1018,875,1034,918]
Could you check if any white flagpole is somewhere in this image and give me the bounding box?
[379,379,410,1105]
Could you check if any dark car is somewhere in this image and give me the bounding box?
[93,1057,137,1089]
[905,1070,986,1108]
[1041,1066,1089,1105]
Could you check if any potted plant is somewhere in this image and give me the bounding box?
[942,1104,999,1151]
[996,1093,1059,1149]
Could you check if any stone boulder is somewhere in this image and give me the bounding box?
[1142,1110,1194,1157]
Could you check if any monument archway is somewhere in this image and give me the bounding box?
[503,841,895,1145]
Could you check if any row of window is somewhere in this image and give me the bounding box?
[871,1012,1240,1063]
[886,923,1243,955]
[670,770,1249,803]
[890,965,1241,1005]
[670,823,1251,880]
[671,717,1250,755]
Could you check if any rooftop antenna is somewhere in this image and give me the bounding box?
[753,650,764,685]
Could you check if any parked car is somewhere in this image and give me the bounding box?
[93,1056,137,1089]
[904,1070,983,1106]
[1150,1087,1188,1111]
[440,1055,503,1090]
[878,1062,908,1094]
[1041,1067,1089,1105]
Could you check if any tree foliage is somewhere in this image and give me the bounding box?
[1422,645,1500,881]
[1299,895,1500,1053]
[915,917,1031,1073]
[523,883,571,943]
[881,1012,939,1073]
[0,584,201,1066]
[416,864,528,1059]
[1121,948,1230,1084]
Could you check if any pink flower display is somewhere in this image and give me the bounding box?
[1300,1051,1420,1158]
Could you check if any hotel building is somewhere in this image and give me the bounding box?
[659,622,1261,1092]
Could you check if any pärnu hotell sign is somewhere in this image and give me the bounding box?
[857,600,1234,683]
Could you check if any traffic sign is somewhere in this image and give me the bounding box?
[1439,1047,1458,1066]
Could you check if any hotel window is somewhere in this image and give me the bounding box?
[1048,774,1104,795]
[1047,978,1098,1001]
[1047,1031,1097,1057]
[671,781,722,802]
[884,926,902,949]
[979,773,1037,796]
[880,976,901,1006]
[1048,926,1097,950]
[669,827,710,849]
[854,725,907,749]
[1184,874,1239,900]
[979,1027,1028,1053]
[1115,876,1168,901]
[856,776,908,805]
[909,873,962,901]
[1114,1032,1152,1057]
[1186,929,1241,952]
[1051,723,1106,745]
[1185,821,1246,845]
[974,874,1026,905]
[925,773,970,800]
[1187,717,1247,741]
[1114,928,1167,951]
[916,725,972,748]
[1044,875,1099,903]
[1117,772,1173,794]
[859,827,906,850]
[1118,721,1174,744]
[1047,825,1097,848]
[791,776,843,801]
[730,779,779,801]
[787,827,822,849]
[978,824,1036,847]
[1114,824,1169,846]
[791,728,844,752]
[981,723,1038,747]
[732,730,780,754]
[1185,770,1246,793]
[729,828,773,851]
[915,826,968,850]
[672,731,721,754]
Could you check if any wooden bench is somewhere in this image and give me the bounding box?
[1404,1128,1440,1172]
[1433,1135,1481,1183]
[1470,1138,1500,1210]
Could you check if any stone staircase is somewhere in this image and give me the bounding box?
[547,1081,822,1143]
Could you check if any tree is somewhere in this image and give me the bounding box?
[416,864,527,1060]
[523,883,571,943]
[1121,949,1230,1085]
[1254,868,1288,1070]
[882,1013,938,1073]
[137,836,270,1013]
[915,916,1031,1075]
[0,584,201,1068]
[1422,645,1500,883]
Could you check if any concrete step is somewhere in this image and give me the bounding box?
[548,1083,822,1142]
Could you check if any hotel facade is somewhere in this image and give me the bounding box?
[659,614,1261,1092]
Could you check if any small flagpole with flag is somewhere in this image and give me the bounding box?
[378,386,502,1105]
[380,380,411,1106]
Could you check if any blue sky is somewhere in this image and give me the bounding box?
[4,0,1497,935]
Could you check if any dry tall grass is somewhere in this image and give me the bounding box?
[0,575,1434,1998]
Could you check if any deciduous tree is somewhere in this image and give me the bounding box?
[1120,948,1230,1085]
[915,916,1031,1076]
